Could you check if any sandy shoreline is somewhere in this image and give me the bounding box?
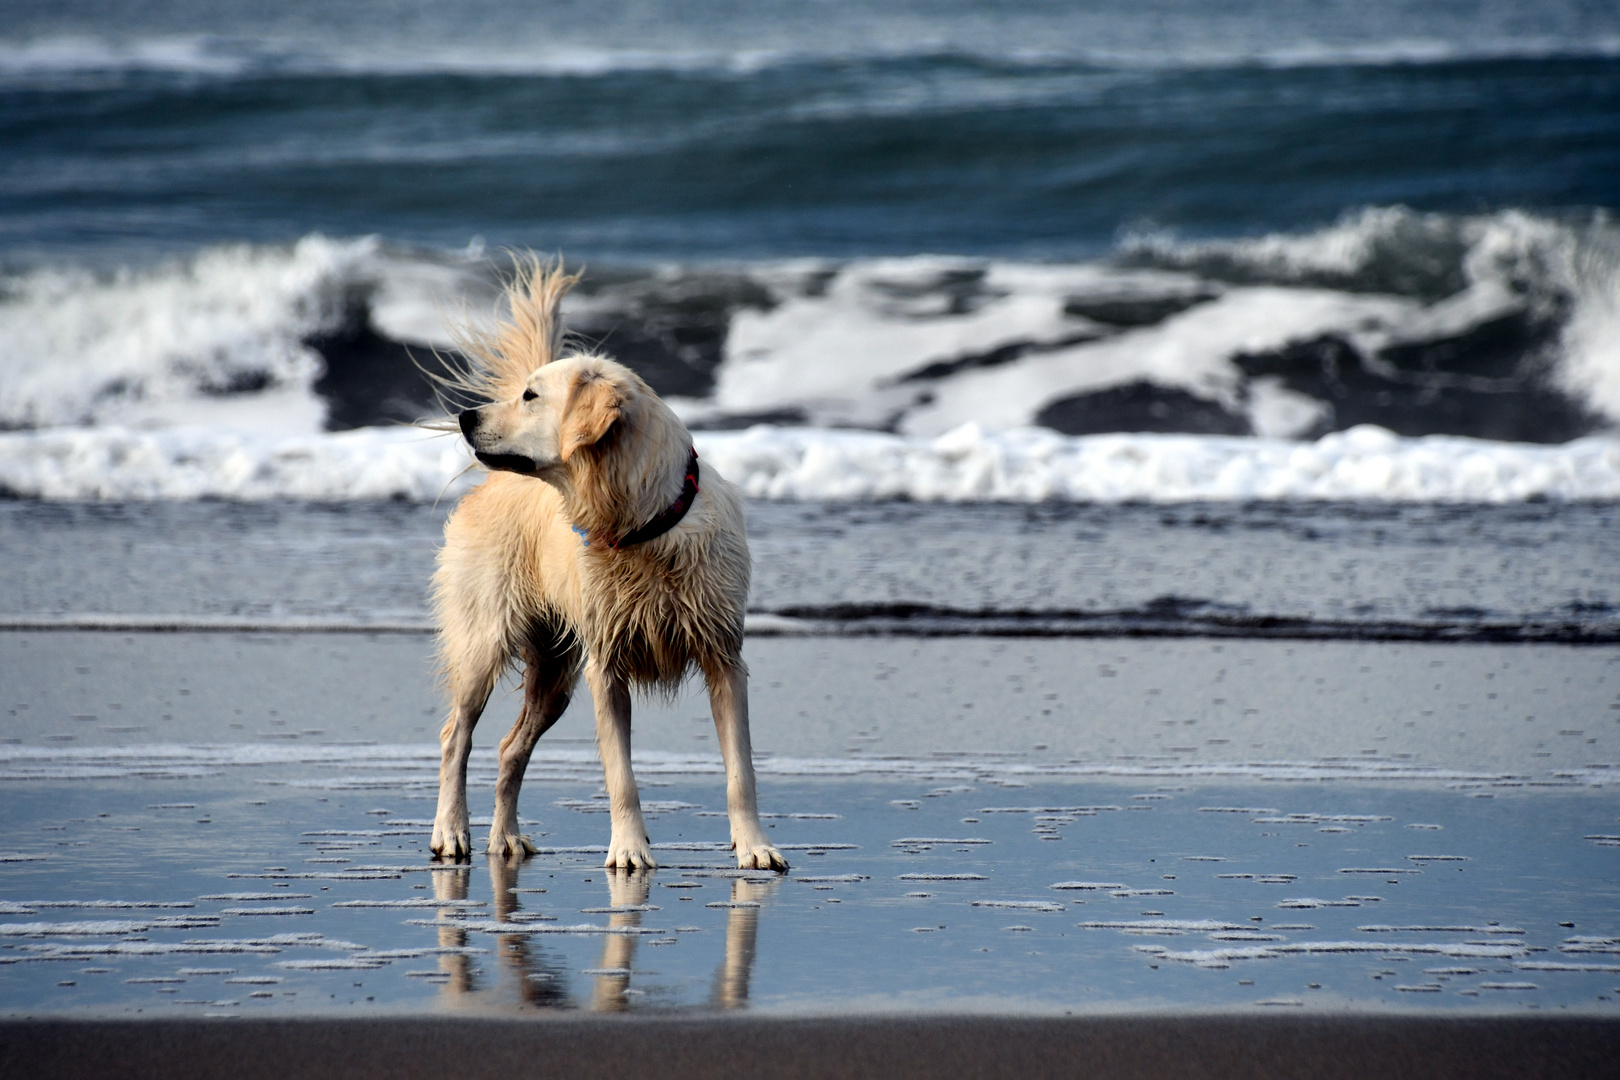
[5,1013,1618,1079]
[3,630,1617,1036]
[4,630,1616,771]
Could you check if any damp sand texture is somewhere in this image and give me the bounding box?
[2,629,1617,1019]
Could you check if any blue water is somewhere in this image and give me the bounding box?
[3,0,1619,455]
[4,765,1617,1015]
[7,56,1616,261]
[3,1,1618,261]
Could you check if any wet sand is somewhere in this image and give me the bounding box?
[5,1013,1619,1080]
[5,631,1618,771]
[3,629,1617,1075]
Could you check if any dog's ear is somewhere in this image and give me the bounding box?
[559,372,622,461]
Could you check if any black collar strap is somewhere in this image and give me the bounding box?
[608,447,700,549]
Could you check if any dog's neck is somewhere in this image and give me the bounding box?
[610,447,699,548]
[556,425,697,550]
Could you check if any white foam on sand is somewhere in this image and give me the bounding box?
[0,423,472,501]
[0,920,160,936]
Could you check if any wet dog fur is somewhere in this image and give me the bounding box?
[428,262,787,871]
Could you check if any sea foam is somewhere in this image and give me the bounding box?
[3,210,1618,504]
[3,25,1618,84]
[2,420,1615,503]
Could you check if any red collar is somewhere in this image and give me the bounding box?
[599,447,700,549]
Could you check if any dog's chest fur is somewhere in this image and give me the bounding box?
[573,523,748,689]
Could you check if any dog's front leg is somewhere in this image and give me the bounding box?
[588,661,656,870]
[432,693,487,860]
[430,628,505,854]
[709,663,788,871]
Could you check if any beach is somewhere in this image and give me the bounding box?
[3,622,1619,1076]
[4,0,1620,1073]
[7,1014,1619,1080]
[2,503,1616,1034]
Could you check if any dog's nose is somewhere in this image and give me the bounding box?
[458,409,480,438]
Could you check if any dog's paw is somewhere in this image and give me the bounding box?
[734,840,789,872]
[487,829,536,859]
[431,816,472,860]
[603,833,657,871]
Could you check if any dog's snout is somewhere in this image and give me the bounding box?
[458,408,481,439]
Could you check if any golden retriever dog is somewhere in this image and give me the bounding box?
[428,262,787,873]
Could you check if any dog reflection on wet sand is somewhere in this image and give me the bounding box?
[428,856,775,1011]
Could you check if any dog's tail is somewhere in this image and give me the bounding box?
[424,254,582,415]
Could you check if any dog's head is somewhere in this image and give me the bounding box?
[458,354,632,476]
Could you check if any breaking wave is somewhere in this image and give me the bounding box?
[0,208,1617,502]
[4,30,1619,84]
[3,422,1616,503]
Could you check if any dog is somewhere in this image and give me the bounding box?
[428,261,787,872]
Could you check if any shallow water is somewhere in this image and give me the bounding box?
[2,761,1616,1016]
[4,499,1618,641]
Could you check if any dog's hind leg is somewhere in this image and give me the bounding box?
[707,663,788,871]
[587,661,657,870]
[432,639,506,860]
[489,636,582,858]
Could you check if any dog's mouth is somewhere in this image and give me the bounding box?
[475,451,540,474]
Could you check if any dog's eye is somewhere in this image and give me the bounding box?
[522,389,538,402]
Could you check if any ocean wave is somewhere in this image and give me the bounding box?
[0,35,773,83]
[5,210,1617,440]
[1,209,1617,502]
[0,235,485,433]
[2,32,1617,83]
[1,422,1616,503]
[708,208,1620,441]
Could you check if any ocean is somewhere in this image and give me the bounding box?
[1,0,1619,503]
